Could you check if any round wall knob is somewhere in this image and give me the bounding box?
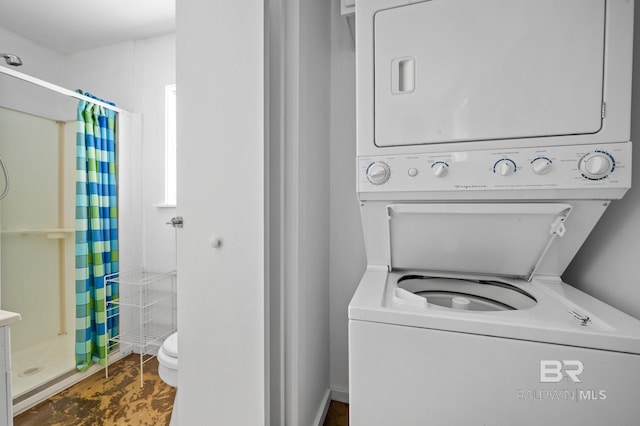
[579,151,614,180]
[210,236,223,248]
[531,157,552,175]
[366,162,391,185]
[431,162,449,177]
[494,159,516,176]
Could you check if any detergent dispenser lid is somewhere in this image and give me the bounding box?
[162,332,178,358]
[386,203,572,281]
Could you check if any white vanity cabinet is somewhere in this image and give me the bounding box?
[0,311,21,426]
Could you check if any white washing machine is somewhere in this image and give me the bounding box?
[349,0,640,425]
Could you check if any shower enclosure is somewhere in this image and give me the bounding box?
[0,65,139,413]
[0,105,76,399]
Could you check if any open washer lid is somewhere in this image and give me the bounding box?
[386,203,572,281]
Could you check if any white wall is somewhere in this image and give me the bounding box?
[563,7,640,321]
[284,0,333,423]
[0,27,65,84]
[328,3,366,402]
[267,1,285,423]
[64,35,177,273]
[0,26,69,120]
[176,1,266,424]
[64,42,136,110]
[134,35,177,273]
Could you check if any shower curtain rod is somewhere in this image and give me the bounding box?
[0,65,131,115]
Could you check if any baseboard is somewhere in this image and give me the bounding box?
[313,388,332,426]
[330,386,349,404]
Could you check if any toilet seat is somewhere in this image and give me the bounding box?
[163,332,178,357]
[158,345,178,370]
[158,332,178,370]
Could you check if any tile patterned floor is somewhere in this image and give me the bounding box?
[14,354,175,426]
[324,400,349,426]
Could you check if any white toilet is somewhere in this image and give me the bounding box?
[158,332,179,425]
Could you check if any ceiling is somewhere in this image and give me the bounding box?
[0,0,175,55]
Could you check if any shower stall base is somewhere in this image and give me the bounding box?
[12,333,74,399]
[11,335,130,416]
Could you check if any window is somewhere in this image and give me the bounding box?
[165,84,177,206]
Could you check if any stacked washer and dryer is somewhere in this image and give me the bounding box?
[349,0,640,424]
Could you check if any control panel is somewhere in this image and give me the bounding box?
[358,142,631,193]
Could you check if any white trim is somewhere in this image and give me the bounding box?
[164,84,177,206]
[313,388,332,426]
[284,0,301,422]
[0,65,131,115]
[265,0,286,423]
[331,386,350,404]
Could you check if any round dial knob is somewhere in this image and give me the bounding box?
[366,162,391,185]
[579,152,614,180]
[431,162,448,177]
[531,157,552,175]
[494,159,516,176]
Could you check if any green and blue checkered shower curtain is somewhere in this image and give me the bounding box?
[75,93,119,371]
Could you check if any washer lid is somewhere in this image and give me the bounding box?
[386,203,572,281]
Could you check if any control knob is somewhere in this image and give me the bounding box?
[431,162,449,177]
[531,157,552,175]
[366,161,391,185]
[494,159,516,176]
[579,151,614,180]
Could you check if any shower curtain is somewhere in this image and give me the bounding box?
[75,93,119,371]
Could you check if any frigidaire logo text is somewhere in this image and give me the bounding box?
[454,184,488,189]
[515,359,607,401]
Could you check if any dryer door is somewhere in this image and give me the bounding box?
[374,0,606,147]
